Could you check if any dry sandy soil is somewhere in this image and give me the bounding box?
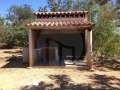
[0,49,120,90]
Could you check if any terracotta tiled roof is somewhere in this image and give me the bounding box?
[27,18,93,29]
[27,11,94,30]
[34,11,88,18]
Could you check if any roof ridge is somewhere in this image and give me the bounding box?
[33,11,89,18]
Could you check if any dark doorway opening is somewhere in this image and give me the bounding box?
[35,32,85,66]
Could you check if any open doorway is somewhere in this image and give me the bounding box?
[34,32,85,66]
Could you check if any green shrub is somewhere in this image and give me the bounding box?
[0,29,15,48]
[0,26,28,49]
[13,26,28,47]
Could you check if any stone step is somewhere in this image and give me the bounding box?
[65,60,87,66]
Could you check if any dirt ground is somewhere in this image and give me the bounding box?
[0,49,120,90]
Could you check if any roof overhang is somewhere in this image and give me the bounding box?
[27,18,94,30]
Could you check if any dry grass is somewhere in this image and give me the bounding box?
[0,49,120,90]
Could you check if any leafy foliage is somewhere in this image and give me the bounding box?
[0,29,15,48]
[6,4,33,25]
[0,4,33,48]
[0,16,4,26]
[93,3,120,56]
[38,6,48,12]
[10,25,28,47]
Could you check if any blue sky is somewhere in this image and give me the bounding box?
[0,0,116,17]
[0,0,48,16]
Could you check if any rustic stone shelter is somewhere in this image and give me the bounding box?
[26,11,94,67]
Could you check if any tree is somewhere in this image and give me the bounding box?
[48,0,73,11]
[0,29,15,48]
[116,0,120,25]
[0,16,4,26]
[0,16,15,48]
[5,4,33,48]
[95,0,110,6]
[7,4,33,25]
[116,0,120,8]
[48,0,60,11]
[92,2,120,56]
[38,6,48,12]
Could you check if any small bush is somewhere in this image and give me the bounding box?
[13,26,28,47]
[0,29,15,48]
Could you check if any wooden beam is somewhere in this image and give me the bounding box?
[29,25,91,31]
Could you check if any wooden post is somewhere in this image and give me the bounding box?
[85,29,92,54]
[29,29,34,67]
[85,29,93,70]
[85,29,88,55]
[89,29,92,52]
